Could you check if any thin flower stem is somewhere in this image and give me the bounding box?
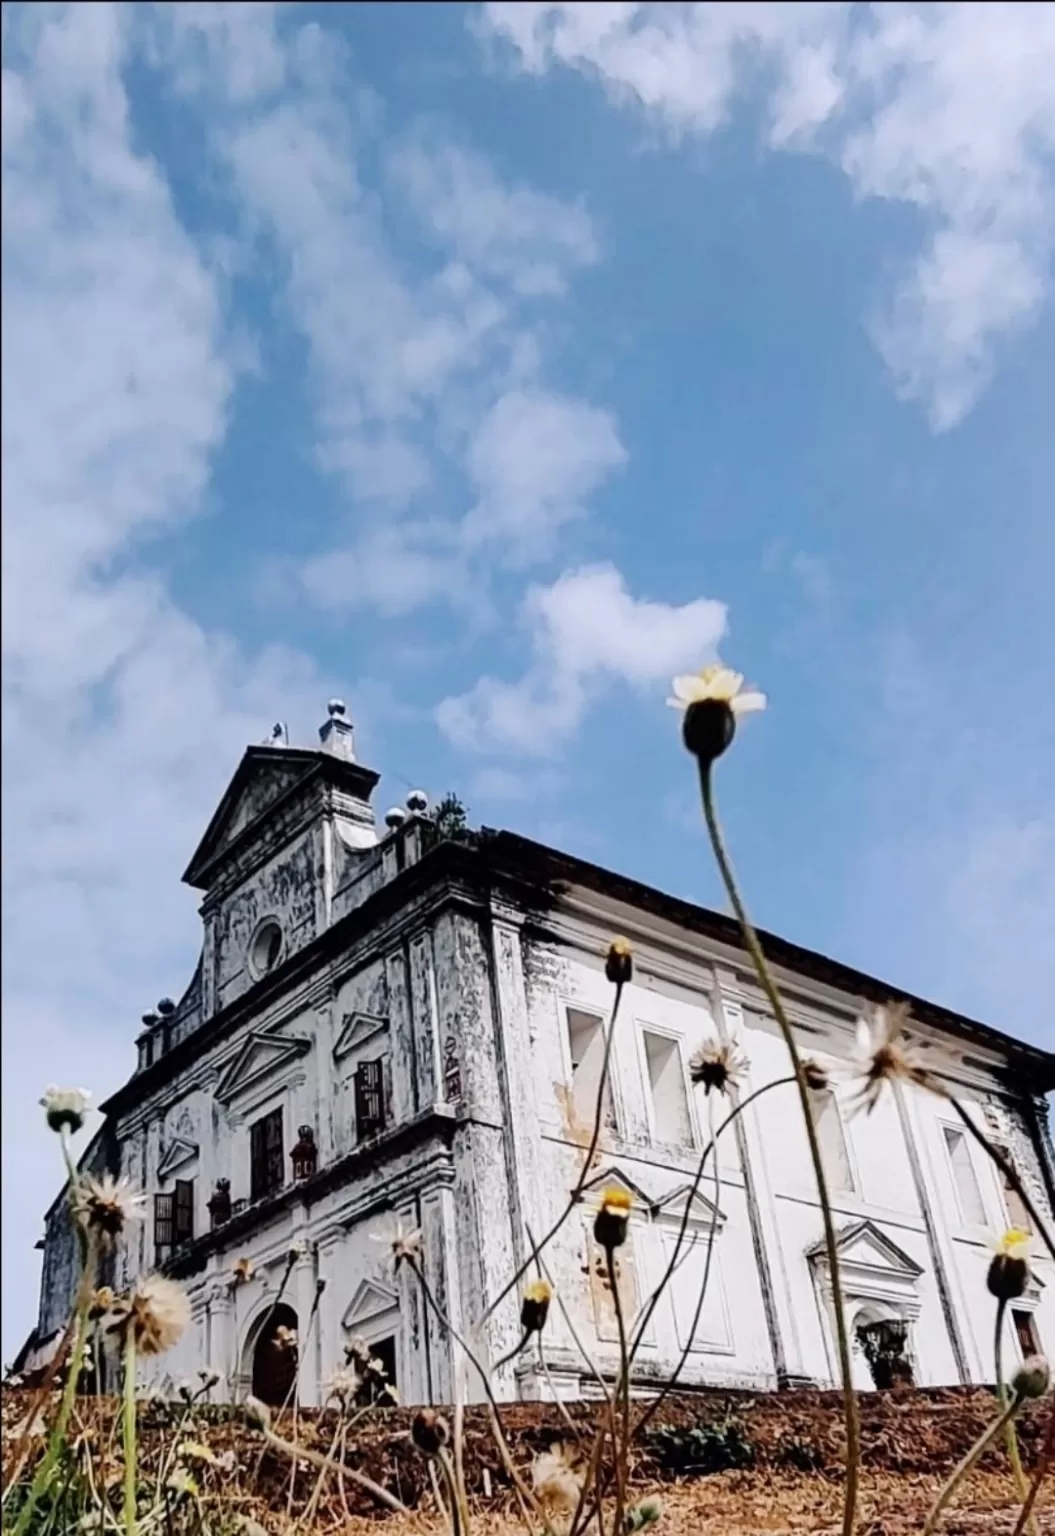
[994,1299,1037,1535]
[492,1328,533,1375]
[484,982,627,1329]
[428,1458,454,1536]
[633,1101,722,1440]
[452,1355,472,1536]
[1011,1398,1054,1536]
[699,760,859,1536]
[257,1417,410,1514]
[526,1223,612,1408]
[436,1448,464,1536]
[406,1256,555,1536]
[122,1331,138,1536]
[922,1392,1024,1535]
[627,1076,794,1362]
[947,1098,1055,1262]
[605,1249,631,1536]
[11,1233,99,1536]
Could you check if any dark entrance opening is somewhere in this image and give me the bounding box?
[857,1317,915,1390]
[251,1303,299,1407]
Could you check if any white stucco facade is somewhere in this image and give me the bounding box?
[29,705,1055,1407]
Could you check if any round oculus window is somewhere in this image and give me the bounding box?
[249,919,284,978]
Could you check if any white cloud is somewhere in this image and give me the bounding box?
[438,563,726,754]
[0,2,328,1361]
[155,6,621,606]
[464,388,626,560]
[481,2,1055,427]
[387,130,598,295]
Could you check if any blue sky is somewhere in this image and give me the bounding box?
[3,1,1054,1360]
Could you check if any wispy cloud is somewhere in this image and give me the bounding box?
[438,563,726,754]
[1,1,328,1358]
[480,2,1055,428]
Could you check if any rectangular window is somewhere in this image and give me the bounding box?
[943,1126,987,1225]
[1012,1309,1040,1358]
[995,1152,1033,1233]
[566,1007,616,1132]
[642,1030,694,1148]
[810,1089,854,1194]
[154,1191,174,1259]
[174,1179,194,1245]
[355,1059,386,1140]
[250,1108,284,1200]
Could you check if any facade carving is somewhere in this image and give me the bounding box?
[24,701,1055,1407]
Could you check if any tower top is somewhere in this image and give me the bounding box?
[319,697,355,760]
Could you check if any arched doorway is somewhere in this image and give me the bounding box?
[250,1303,299,1406]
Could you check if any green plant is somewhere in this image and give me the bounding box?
[646,1413,755,1477]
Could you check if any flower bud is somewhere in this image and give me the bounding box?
[988,1252,1029,1301]
[802,1059,829,1092]
[605,938,633,987]
[1012,1355,1050,1400]
[682,699,736,764]
[412,1408,450,1455]
[594,1187,632,1252]
[521,1278,553,1335]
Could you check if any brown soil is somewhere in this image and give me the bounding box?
[3,1386,1051,1533]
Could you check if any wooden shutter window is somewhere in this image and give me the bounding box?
[154,1191,174,1256]
[251,1109,285,1200]
[355,1059,386,1140]
[174,1179,194,1245]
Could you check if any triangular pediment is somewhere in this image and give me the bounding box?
[334,1012,389,1060]
[214,1029,312,1104]
[182,747,322,889]
[579,1166,654,1210]
[808,1220,923,1278]
[158,1137,200,1181]
[652,1183,726,1229]
[342,1278,399,1331]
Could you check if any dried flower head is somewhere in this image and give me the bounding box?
[107,1275,190,1357]
[605,937,633,987]
[411,1408,450,1455]
[594,1185,633,1251]
[802,1058,829,1092]
[987,1228,1032,1301]
[344,1335,372,1368]
[327,1366,364,1407]
[532,1443,583,1515]
[373,1220,423,1270]
[689,1039,748,1096]
[850,1004,932,1114]
[89,1286,115,1320]
[1012,1355,1050,1400]
[520,1278,553,1335]
[273,1325,298,1354]
[286,1240,308,1265]
[197,1368,220,1390]
[669,665,766,764]
[72,1175,146,1246]
[40,1086,91,1135]
[231,1257,255,1287]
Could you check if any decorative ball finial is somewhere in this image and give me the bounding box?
[327,698,346,718]
[156,997,176,1017]
[384,806,407,831]
[406,789,429,815]
[141,1011,160,1030]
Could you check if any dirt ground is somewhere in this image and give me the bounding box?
[4,1385,1051,1533]
[332,1470,1045,1536]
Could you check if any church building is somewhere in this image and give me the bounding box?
[28,700,1055,1406]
